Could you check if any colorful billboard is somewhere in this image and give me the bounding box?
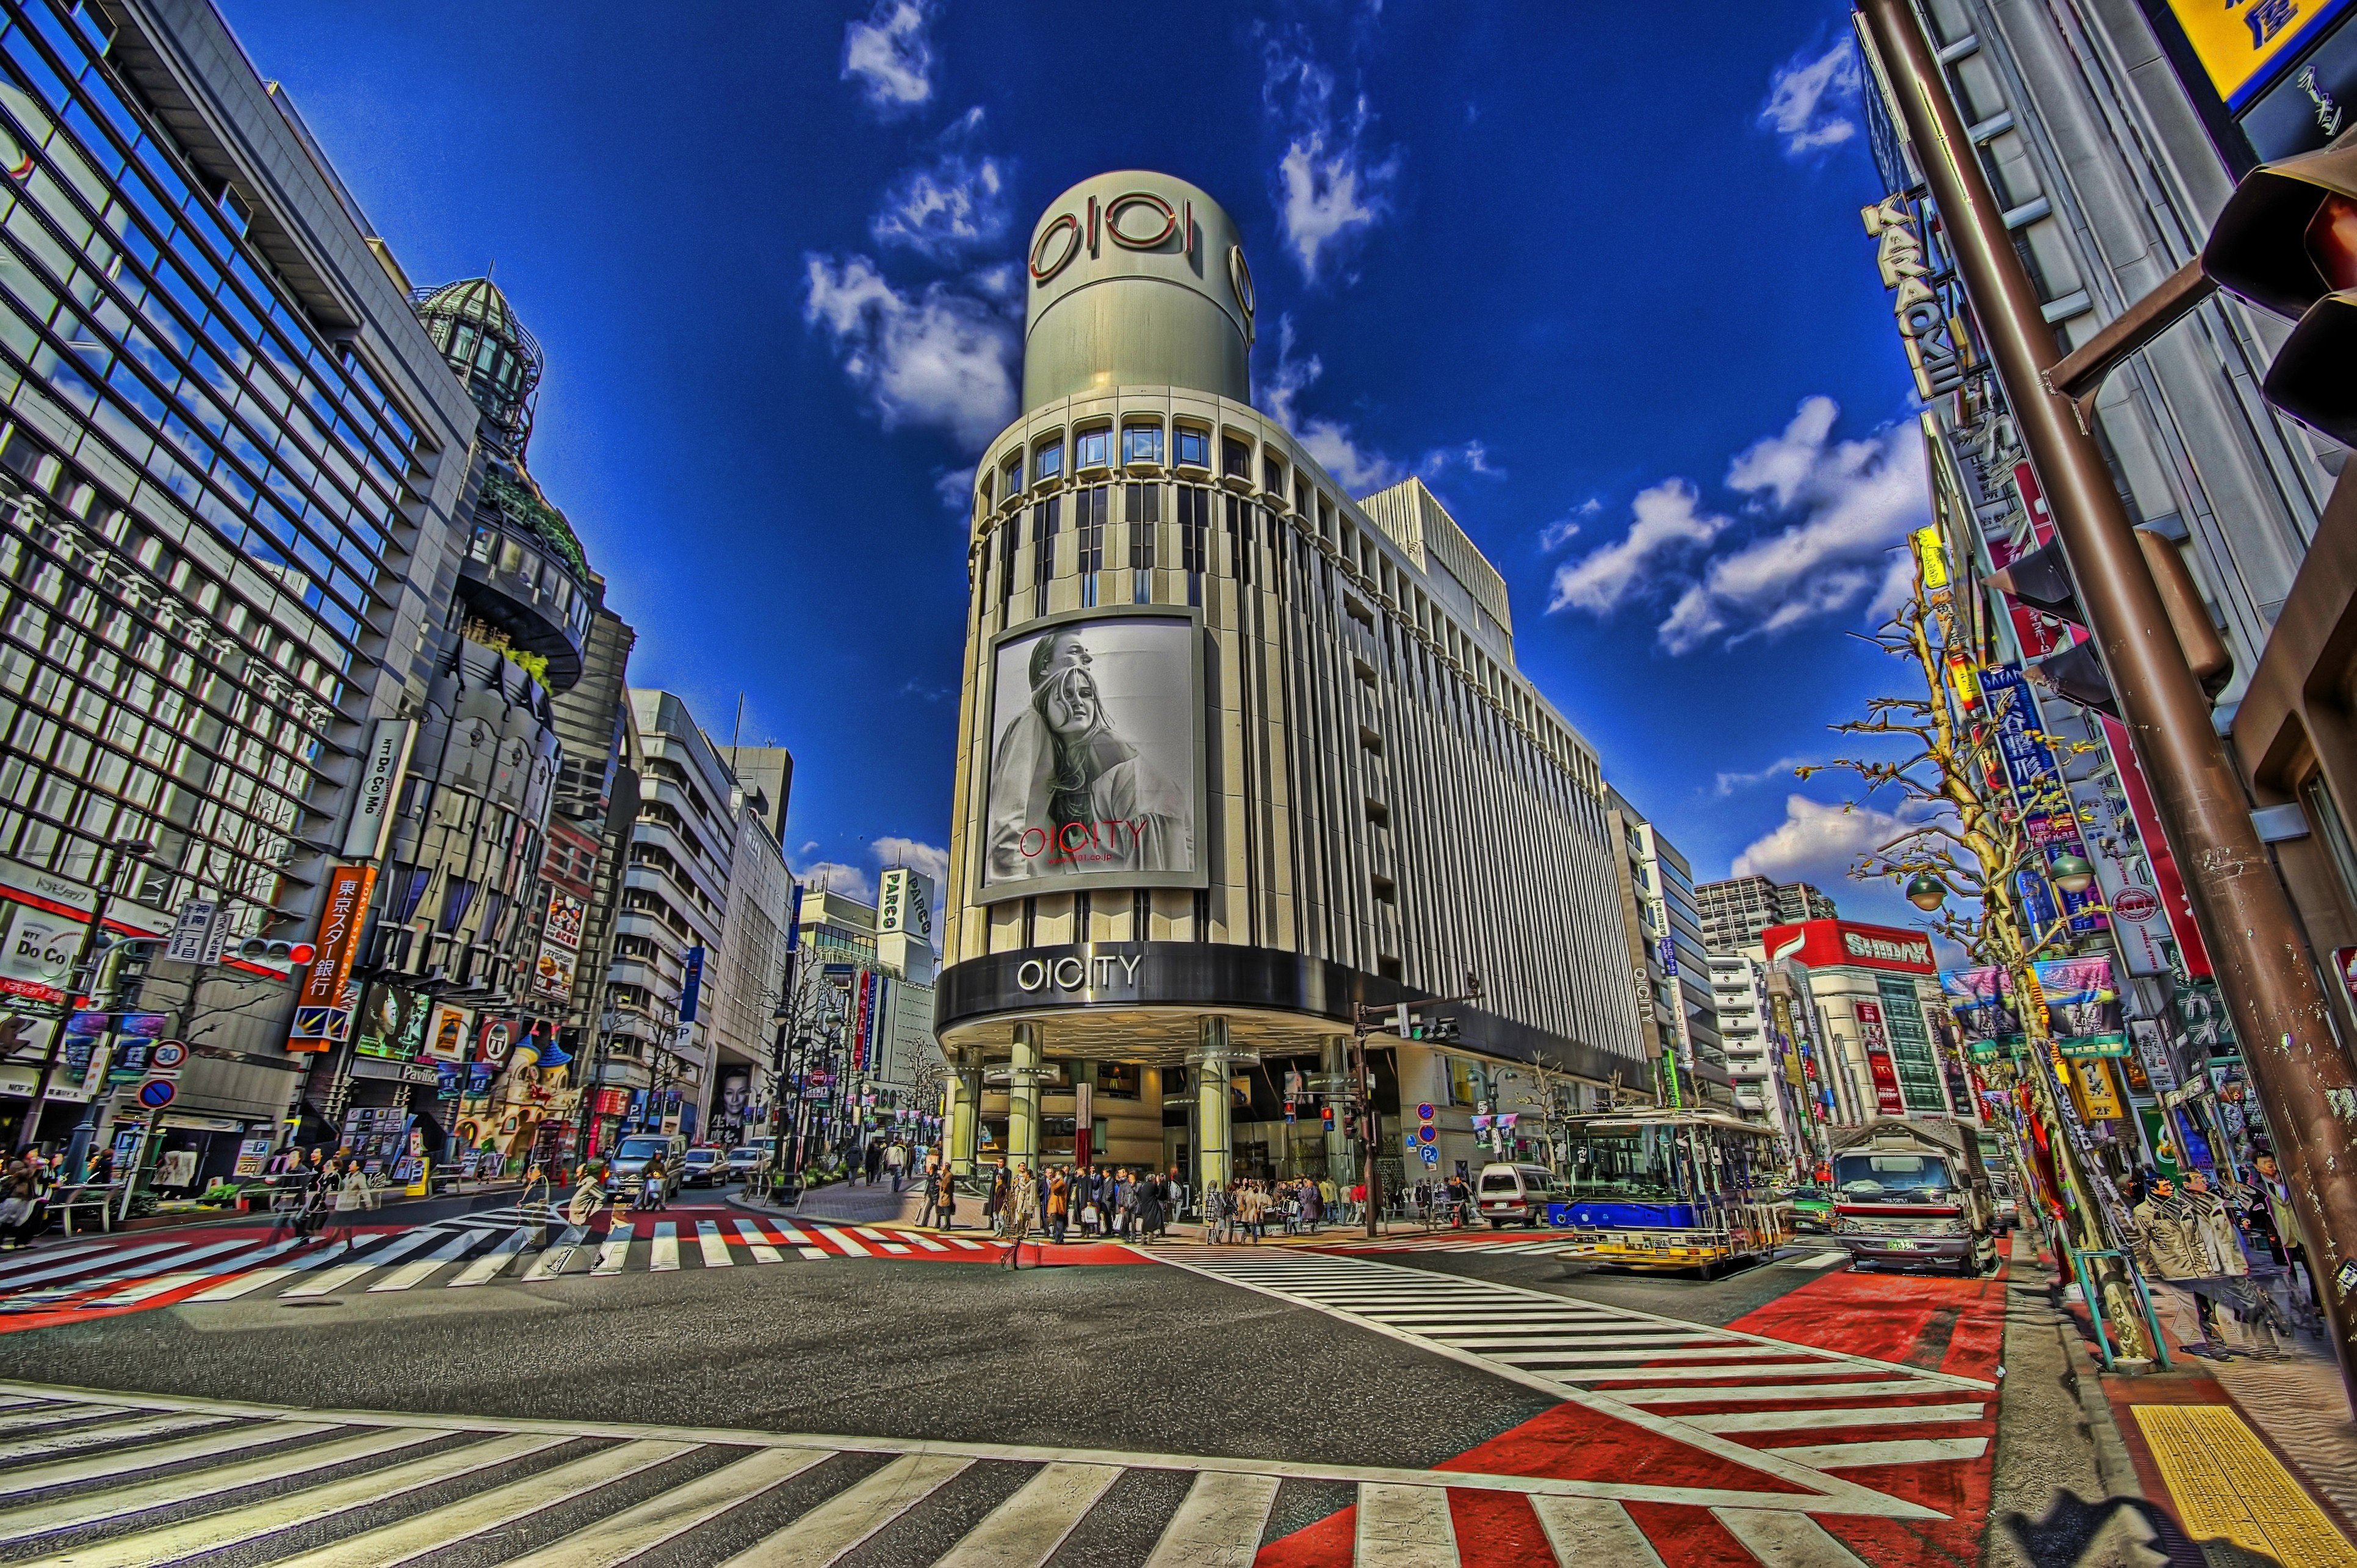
[1941,966,2024,1062]
[2034,955,2128,1059]
[289,863,377,1051]
[980,610,1204,901]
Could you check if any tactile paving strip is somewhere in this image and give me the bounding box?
[2132,1403,2357,1567]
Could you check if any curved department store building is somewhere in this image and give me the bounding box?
[937,172,1650,1190]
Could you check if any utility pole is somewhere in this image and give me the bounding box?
[1859,0,2357,1406]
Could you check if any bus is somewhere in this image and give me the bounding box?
[1555,1110,1791,1275]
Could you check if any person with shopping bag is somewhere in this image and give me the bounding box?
[1001,1161,1040,1269]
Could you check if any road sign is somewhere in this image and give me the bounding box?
[1417,1102,1435,1122]
[1417,1125,1437,1145]
[136,1077,176,1110]
[1419,1145,1439,1166]
[149,1040,187,1074]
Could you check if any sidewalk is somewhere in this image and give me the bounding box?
[2041,1240,2357,1566]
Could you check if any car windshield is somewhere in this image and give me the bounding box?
[685,1151,718,1164]
[616,1137,670,1161]
[1834,1152,1956,1203]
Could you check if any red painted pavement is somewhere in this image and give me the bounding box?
[1254,1246,2011,1565]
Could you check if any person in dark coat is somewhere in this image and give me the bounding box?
[1133,1170,1164,1245]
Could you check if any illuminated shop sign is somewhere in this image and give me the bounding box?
[1861,196,1969,401]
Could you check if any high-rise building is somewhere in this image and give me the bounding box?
[0,0,486,1165]
[1694,875,1838,955]
[1605,790,1732,1112]
[934,172,1647,1190]
[1759,919,1974,1129]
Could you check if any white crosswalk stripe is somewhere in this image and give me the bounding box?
[1170,1251,1993,1487]
[0,1383,1941,1566]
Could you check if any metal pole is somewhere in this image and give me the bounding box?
[1860,0,2357,1405]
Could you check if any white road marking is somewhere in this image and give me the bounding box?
[280,1228,442,1297]
[731,1219,783,1264]
[521,1227,590,1282]
[648,1221,680,1271]
[1788,1250,1852,1270]
[1687,1402,1986,1434]
[186,1233,383,1301]
[0,1416,328,1494]
[1142,1470,1281,1568]
[498,1445,826,1567]
[592,1221,638,1275]
[371,1230,481,1292]
[713,1451,972,1566]
[1530,1495,1666,1566]
[448,1229,530,1287]
[1354,1481,1461,1567]
[695,1220,733,1268]
[934,1460,1122,1567]
[1713,1506,1873,1564]
[1772,1437,1990,1469]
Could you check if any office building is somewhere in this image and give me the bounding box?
[1694,876,1838,955]
[0,0,483,1163]
[934,172,1649,1192]
[1604,790,1731,1111]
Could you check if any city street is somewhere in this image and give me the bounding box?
[0,1206,2181,1566]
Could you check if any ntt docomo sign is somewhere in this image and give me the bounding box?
[1761,919,1935,976]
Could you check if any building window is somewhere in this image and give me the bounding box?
[1076,486,1107,572]
[1125,483,1160,566]
[1178,486,1210,574]
[1175,427,1209,469]
[1222,435,1252,480]
[1032,497,1059,598]
[1034,441,1063,485]
[1134,887,1152,937]
[2307,773,2357,910]
[1075,427,1110,470]
[1122,423,1163,465]
[1263,454,1286,494]
[1001,453,1022,503]
[997,517,1019,608]
[1099,1062,1141,1099]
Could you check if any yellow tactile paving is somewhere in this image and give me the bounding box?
[2133,1404,2357,1567]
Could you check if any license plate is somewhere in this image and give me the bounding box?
[1880,1239,1921,1250]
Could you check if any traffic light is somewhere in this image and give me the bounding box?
[2204,138,2357,444]
[1321,1104,1335,1132]
[238,937,317,967]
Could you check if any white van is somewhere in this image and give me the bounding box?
[1477,1162,1562,1228]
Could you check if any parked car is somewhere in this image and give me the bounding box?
[606,1133,687,1203]
[679,1146,726,1189]
[1476,1162,1564,1229]
[1780,1185,1835,1233]
[1989,1173,2020,1234]
[726,1143,771,1184]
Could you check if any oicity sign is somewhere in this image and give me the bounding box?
[1016,952,1146,994]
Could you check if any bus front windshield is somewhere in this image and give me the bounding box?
[1561,1126,1689,1201]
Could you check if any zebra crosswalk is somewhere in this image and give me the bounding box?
[0,1211,1011,1319]
[1172,1251,1996,1492]
[0,1379,1938,1565]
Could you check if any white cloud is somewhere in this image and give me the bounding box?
[1733,794,1936,886]
[1264,33,1399,281]
[1713,755,1813,797]
[933,464,975,513]
[1548,479,1727,615]
[1760,39,1860,157]
[871,117,1013,262]
[843,0,934,113]
[872,836,950,887]
[1539,498,1600,553]
[795,860,876,903]
[1262,313,1492,497]
[1656,397,1927,654]
[802,253,1017,450]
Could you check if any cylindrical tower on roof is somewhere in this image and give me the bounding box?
[1020,171,1252,412]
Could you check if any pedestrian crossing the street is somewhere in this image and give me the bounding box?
[0,1379,1941,1566]
[1172,1250,1996,1494]
[0,1212,1012,1320]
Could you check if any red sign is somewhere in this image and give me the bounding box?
[1855,1000,1907,1113]
[1760,919,1936,976]
[2096,714,2212,977]
[288,863,376,1049]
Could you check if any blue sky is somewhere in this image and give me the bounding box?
[218,0,1932,932]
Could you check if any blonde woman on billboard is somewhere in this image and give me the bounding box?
[986,628,1190,883]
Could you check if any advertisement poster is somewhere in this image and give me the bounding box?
[2034,956,2127,1058]
[1855,1000,1906,1114]
[354,983,430,1060]
[2129,1018,2180,1095]
[531,941,576,1004]
[543,888,585,951]
[982,613,1200,894]
[422,1002,473,1063]
[1980,664,2106,935]
[476,1016,515,1066]
[1941,967,2023,1062]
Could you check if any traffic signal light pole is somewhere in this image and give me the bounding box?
[1352,978,1482,1240]
[1860,0,2357,1410]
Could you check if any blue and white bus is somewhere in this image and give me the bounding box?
[1555,1110,1790,1275]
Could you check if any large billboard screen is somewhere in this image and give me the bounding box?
[980,609,1204,902]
